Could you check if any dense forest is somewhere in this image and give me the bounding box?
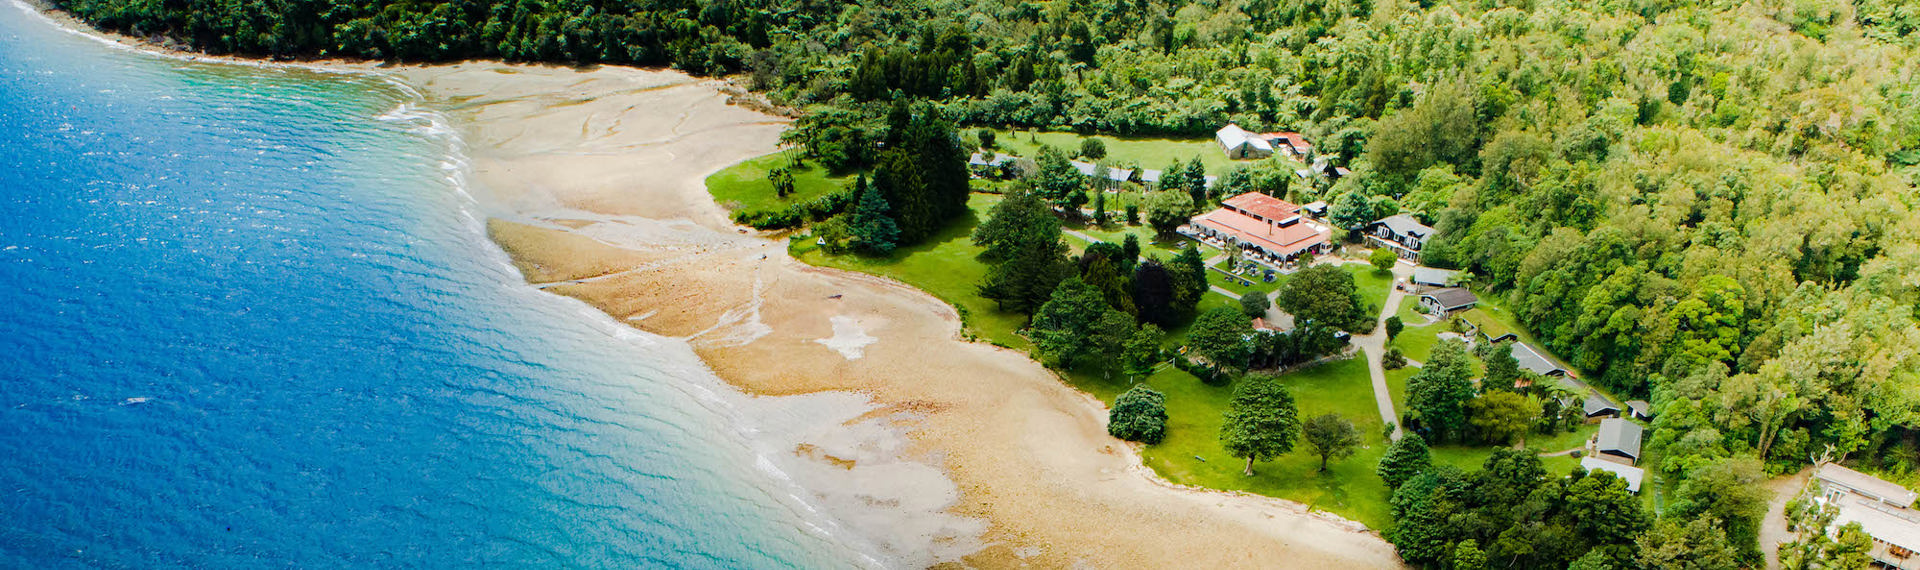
[59,0,1920,566]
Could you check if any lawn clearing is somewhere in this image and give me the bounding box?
[1391,322,1446,364]
[1064,222,1189,256]
[1208,259,1283,298]
[1135,357,1397,528]
[1460,307,1518,343]
[1348,264,1394,316]
[706,151,854,213]
[1428,422,1596,477]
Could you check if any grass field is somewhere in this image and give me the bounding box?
[986,130,1247,174]
[1461,307,1516,342]
[1385,367,1415,411]
[1350,264,1394,317]
[706,152,854,213]
[1391,321,1447,364]
[1136,358,1397,528]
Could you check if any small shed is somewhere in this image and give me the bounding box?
[1302,200,1328,219]
[1626,400,1654,421]
[1411,267,1459,288]
[1217,124,1274,159]
[1583,394,1621,419]
[1581,457,1645,493]
[1596,418,1644,465]
[1420,288,1479,314]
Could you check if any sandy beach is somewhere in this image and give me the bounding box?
[30,5,1404,563]
[393,62,1404,568]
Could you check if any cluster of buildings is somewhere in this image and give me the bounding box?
[1809,462,1920,568]
[1408,272,1652,495]
[1222,118,1920,564]
[1214,124,1349,184]
[1208,124,1677,502]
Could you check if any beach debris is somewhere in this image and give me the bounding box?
[813,315,877,360]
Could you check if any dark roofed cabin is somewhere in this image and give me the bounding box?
[1420,288,1478,314]
[1595,418,1644,465]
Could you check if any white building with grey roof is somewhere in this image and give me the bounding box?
[1812,462,1920,568]
[1580,457,1644,493]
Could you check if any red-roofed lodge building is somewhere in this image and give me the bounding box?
[1180,192,1334,265]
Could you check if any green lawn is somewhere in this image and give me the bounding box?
[791,193,1032,351]
[1349,264,1395,316]
[987,130,1246,174]
[1385,367,1416,411]
[1391,322,1447,364]
[1461,307,1518,343]
[1208,268,1259,298]
[1194,293,1243,320]
[706,152,854,213]
[1428,422,1596,477]
[1063,221,1188,256]
[1429,445,1583,476]
[1137,358,1397,528]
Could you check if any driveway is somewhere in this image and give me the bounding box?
[1760,467,1813,569]
[1353,262,1414,440]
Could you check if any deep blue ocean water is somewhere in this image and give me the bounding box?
[0,6,866,568]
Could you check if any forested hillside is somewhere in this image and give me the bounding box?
[60,0,1920,565]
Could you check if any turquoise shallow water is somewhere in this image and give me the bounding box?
[0,6,868,568]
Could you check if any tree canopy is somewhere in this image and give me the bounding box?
[1031,277,1133,369]
[978,190,1070,316]
[1221,378,1300,476]
[1406,340,1476,442]
[1187,307,1254,373]
[1302,413,1360,472]
[1376,432,1431,489]
[1109,385,1169,444]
